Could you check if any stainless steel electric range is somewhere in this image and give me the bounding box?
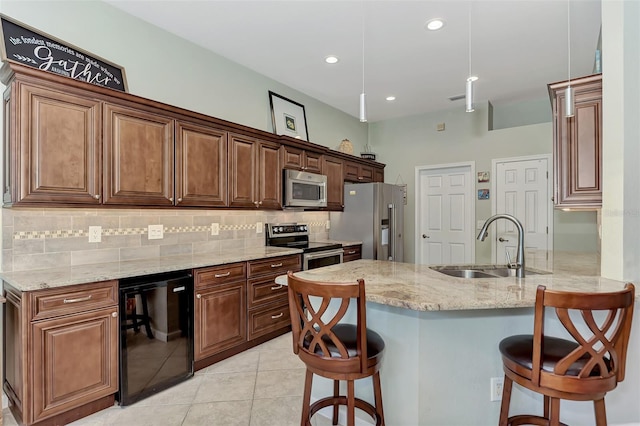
[265,223,343,270]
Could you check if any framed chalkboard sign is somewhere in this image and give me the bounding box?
[0,14,127,92]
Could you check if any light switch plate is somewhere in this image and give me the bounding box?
[256,222,263,233]
[148,224,164,240]
[210,223,220,236]
[88,226,102,243]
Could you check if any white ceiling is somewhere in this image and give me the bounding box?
[104,0,601,123]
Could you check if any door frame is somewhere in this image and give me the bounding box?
[414,161,476,265]
[490,154,553,264]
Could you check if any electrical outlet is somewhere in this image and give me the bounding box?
[148,224,164,240]
[490,377,504,401]
[256,222,263,234]
[88,226,102,243]
[326,220,331,230]
[210,223,220,236]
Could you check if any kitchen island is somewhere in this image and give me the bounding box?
[277,252,640,425]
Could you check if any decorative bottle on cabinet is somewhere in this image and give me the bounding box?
[548,74,602,209]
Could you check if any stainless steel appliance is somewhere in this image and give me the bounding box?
[118,270,194,405]
[330,182,404,261]
[265,223,343,270]
[283,170,328,208]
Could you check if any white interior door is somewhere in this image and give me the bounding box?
[493,156,552,264]
[416,163,474,265]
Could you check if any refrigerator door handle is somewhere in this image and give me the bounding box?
[388,203,394,261]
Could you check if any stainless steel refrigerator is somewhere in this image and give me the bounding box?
[329,182,404,262]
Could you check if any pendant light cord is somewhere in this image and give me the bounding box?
[567,0,571,85]
[362,0,365,94]
[468,2,472,77]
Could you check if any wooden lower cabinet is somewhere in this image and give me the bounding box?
[194,263,247,361]
[343,244,362,262]
[3,281,118,426]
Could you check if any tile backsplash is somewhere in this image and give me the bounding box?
[1,208,330,272]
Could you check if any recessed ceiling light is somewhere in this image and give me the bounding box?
[386,96,396,101]
[467,75,479,82]
[325,55,339,64]
[425,19,445,31]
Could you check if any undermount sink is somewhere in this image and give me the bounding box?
[429,264,548,278]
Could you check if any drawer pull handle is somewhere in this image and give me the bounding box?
[63,295,92,304]
[197,294,202,299]
[270,284,283,291]
[271,312,284,319]
[214,272,231,278]
[347,250,356,254]
[271,263,283,268]
[112,312,118,318]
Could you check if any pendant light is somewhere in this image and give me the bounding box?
[359,1,367,122]
[465,2,475,113]
[564,0,575,118]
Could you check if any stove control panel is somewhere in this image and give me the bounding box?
[266,223,308,237]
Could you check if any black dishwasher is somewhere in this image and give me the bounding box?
[118,270,194,405]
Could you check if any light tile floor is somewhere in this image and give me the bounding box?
[2,332,337,426]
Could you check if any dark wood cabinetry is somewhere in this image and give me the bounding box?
[194,263,247,360]
[342,244,362,262]
[549,74,602,209]
[324,155,344,210]
[280,145,323,173]
[103,103,174,206]
[175,120,228,207]
[344,160,374,183]
[3,81,102,205]
[247,255,300,340]
[2,62,385,210]
[229,133,281,209]
[3,281,118,426]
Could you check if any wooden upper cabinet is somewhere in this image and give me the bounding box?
[103,103,174,206]
[344,160,374,183]
[280,145,323,173]
[8,82,101,205]
[323,155,344,210]
[374,167,384,182]
[549,74,602,208]
[229,133,281,209]
[175,120,228,207]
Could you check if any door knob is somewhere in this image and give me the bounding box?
[498,237,509,242]
[422,234,430,239]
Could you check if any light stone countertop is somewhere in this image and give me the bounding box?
[275,251,634,312]
[0,246,301,292]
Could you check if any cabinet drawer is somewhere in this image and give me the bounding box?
[248,255,301,278]
[343,245,362,262]
[247,276,288,309]
[248,302,291,340]
[30,281,118,321]
[195,262,246,288]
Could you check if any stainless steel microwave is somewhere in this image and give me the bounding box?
[283,169,327,208]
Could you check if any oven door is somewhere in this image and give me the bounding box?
[303,248,344,270]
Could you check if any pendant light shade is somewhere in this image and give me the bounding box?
[359,92,367,122]
[564,0,574,118]
[565,85,575,117]
[465,79,474,113]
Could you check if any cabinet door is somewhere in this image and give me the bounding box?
[344,161,360,182]
[324,155,344,210]
[374,167,385,182]
[194,282,247,360]
[343,244,362,262]
[31,307,118,423]
[257,140,282,209]
[103,103,174,206]
[13,83,101,205]
[175,120,228,207]
[552,75,602,208]
[228,133,257,208]
[280,145,304,170]
[303,152,323,173]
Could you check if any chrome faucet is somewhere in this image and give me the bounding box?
[477,214,525,278]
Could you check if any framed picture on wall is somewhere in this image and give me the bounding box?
[269,91,309,141]
[478,189,490,200]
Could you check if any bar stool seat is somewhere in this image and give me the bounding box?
[287,271,385,426]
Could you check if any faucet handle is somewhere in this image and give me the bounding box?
[505,250,512,266]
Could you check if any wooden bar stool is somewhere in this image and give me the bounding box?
[498,283,635,426]
[287,271,385,426]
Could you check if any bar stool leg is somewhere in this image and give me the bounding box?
[346,380,355,426]
[373,371,385,425]
[301,369,313,425]
[332,380,340,425]
[139,291,154,339]
[549,398,561,426]
[594,398,607,426]
[499,376,512,426]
